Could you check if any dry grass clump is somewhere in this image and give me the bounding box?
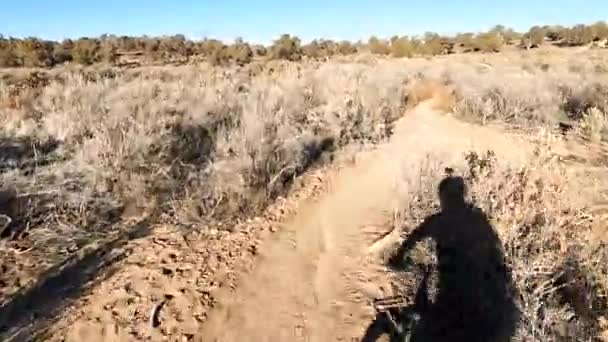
[579,107,608,143]
[394,146,607,341]
[561,83,608,121]
[466,150,607,341]
[449,63,565,125]
[440,52,608,133]
[404,78,456,112]
[0,61,408,272]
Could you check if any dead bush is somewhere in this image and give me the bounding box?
[454,86,555,124]
[561,83,608,121]
[465,151,607,341]
[396,149,608,341]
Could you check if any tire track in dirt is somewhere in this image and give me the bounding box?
[200,101,533,342]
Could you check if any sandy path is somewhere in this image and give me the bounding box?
[199,101,532,342]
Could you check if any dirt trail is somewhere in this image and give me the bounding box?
[200,101,532,342]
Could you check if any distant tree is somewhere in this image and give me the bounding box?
[52,46,71,64]
[303,40,324,59]
[421,32,453,55]
[390,36,415,57]
[353,39,366,52]
[270,34,302,61]
[158,34,191,58]
[490,25,507,35]
[0,36,20,67]
[591,21,608,40]
[304,39,339,59]
[522,26,546,49]
[252,44,268,57]
[13,38,54,67]
[72,38,101,65]
[563,24,595,46]
[227,38,253,65]
[210,44,229,66]
[52,39,73,64]
[421,32,441,55]
[118,36,138,51]
[545,25,567,41]
[368,36,391,55]
[506,29,523,42]
[99,40,118,64]
[474,32,504,52]
[455,33,476,52]
[197,39,224,57]
[3,20,608,69]
[336,40,357,55]
[490,26,522,44]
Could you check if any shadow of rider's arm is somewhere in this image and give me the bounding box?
[388,215,436,269]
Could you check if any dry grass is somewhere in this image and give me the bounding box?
[387,49,608,129]
[466,151,607,341]
[580,107,608,143]
[394,145,607,341]
[0,60,411,303]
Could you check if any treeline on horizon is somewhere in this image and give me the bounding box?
[1,21,608,68]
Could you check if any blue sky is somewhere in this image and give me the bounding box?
[1,1,607,43]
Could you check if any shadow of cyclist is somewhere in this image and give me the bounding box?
[363,175,520,342]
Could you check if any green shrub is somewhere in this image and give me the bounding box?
[99,41,118,64]
[72,38,101,65]
[336,40,357,55]
[210,45,229,66]
[0,37,20,67]
[522,26,546,49]
[390,36,416,58]
[197,39,224,57]
[270,34,302,61]
[368,36,391,55]
[474,32,504,52]
[591,21,608,40]
[455,33,477,52]
[52,40,73,64]
[226,39,253,65]
[303,40,328,59]
[14,38,54,67]
[252,44,267,57]
[421,33,453,55]
[490,25,522,44]
[562,24,596,46]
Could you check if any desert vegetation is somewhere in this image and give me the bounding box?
[0,60,409,335]
[396,147,608,341]
[1,21,608,342]
[2,21,608,68]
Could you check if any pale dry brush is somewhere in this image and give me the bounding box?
[393,145,607,341]
[432,51,608,132]
[0,61,410,267]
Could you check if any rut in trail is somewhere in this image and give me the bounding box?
[200,101,532,342]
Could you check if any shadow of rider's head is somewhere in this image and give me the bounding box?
[438,175,466,213]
